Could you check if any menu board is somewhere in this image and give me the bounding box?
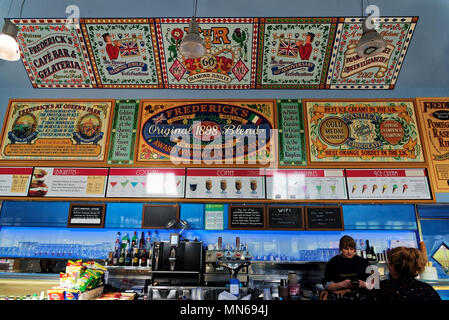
[266,169,347,200]
[106,168,185,198]
[305,206,343,230]
[415,98,449,193]
[0,167,33,197]
[277,100,307,166]
[68,203,105,228]
[27,167,108,198]
[205,204,225,230]
[346,169,432,200]
[229,205,266,230]
[107,100,140,165]
[186,168,265,199]
[0,100,113,161]
[142,204,179,229]
[267,206,304,230]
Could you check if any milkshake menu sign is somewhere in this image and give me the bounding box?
[137,100,276,165]
[13,19,96,88]
[305,100,424,163]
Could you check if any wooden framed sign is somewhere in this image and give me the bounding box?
[142,204,179,229]
[267,205,304,230]
[228,205,266,230]
[68,203,105,228]
[305,205,343,230]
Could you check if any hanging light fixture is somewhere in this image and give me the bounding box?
[356,1,386,58]
[179,0,206,59]
[0,18,20,61]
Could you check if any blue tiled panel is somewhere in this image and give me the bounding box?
[417,205,449,218]
[0,201,70,227]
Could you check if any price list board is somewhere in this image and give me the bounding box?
[106,168,185,198]
[266,169,347,200]
[186,168,265,199]
[346,168,432,200]
[0,167,33,196]
[68,203,106,228]
[229,205,266,230]
[27,167,108,198]
[267,206,304,230]
[305,206,343,231]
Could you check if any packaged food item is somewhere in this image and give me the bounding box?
[76,269,100,292]
[47,289,65,300]
[64,289,80,300]
[83,261,107,272]
[66,260,86,279]
[59,272,78,288]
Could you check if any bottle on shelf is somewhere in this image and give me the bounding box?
[365,240,372,260]
[131,231,138,249]
[118,246,126,266]
[370,246,377,262]
[132,247,139,266]
[153,230,160,243]
[113,248,119,266]
[125,246,132,266]
[122,232,130,250]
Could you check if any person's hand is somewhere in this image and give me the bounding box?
[358,280,367,288]
[340,279,352,289]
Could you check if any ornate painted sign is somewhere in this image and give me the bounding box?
[156,18,258,89]
[13,19,96,88]
[326,17,418,89]
[257,18,337,89]
[305,100,424,163]
[137,100,276,166]
[107,100,140,165]
[0,100,113,161]
[416,98,449,193]
[81,18,161,88]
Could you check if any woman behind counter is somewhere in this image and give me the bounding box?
[323,235,369,292]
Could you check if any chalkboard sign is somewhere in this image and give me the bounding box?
[68,203,105,228]
[142,204,179,229]
[229,205,266,230]
[305,206,343,230]
[268,206,304,230]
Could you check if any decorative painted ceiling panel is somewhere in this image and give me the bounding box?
[12,17,418,90]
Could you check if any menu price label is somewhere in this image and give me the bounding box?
[0,167,33,196]
[68,203,105,228]
[186,169,265,199]
[346,168,432,200]
[267,206,304,230]
[205,204,224,230]
[305,206,343,230]
[28,167,108,198]
[107,168,185,198]
[229,205,266,230]
[266,169,347,200]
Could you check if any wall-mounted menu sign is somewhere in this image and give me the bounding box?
[106,168,185,198]
[142,204,179,229]
[346,168,432,200]
[277,100,306,166]
[305,206,343,230]
[229,205,266,230]
[28,167,108,198]
[267,206,304,230]
[107,100,140,165]
[186,168,265,199]
[205,204,225,230]
[68,203,105,228]
[266,169,347,200]
[0,167,33,197]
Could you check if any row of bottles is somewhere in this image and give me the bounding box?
[356,239,388,263]
[106,230,160,267]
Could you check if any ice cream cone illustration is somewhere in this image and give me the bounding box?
[372,184,378,193]
[382,184,388,193]
[403,184,408,193]
[362,184,368,193]
[392,184,398,193]
[352,184,357,193]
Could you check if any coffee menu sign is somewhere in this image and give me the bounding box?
[186,168,265,199]
[137,100,275,165]
[346,168,432,200]
[305,100,424,163]
[0,100,113,161]
[13,19,96,88]
[416,98,449,193]
[106,168,185,198]
[0,167,33,197]
[28,167,108,198]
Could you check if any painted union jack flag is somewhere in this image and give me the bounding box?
[277,40,298,57]
[119,41,140,57]
[153,113,167,124]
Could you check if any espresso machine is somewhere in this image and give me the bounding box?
[204,237,251,285]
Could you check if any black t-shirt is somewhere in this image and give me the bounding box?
[368,278,441,301]
[324,254,370,283]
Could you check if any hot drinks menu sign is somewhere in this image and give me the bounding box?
[305,100,424,163]
[13,19,96,88]
[0,100,113,161]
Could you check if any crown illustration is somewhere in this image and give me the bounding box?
[181,46,239,76]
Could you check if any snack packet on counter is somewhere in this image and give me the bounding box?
[64,289,80,300]
[47,289,65,300]
[59,272,78,288]
[76,269,100,292]
[83,261,107,272]
[66,260,86,279]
